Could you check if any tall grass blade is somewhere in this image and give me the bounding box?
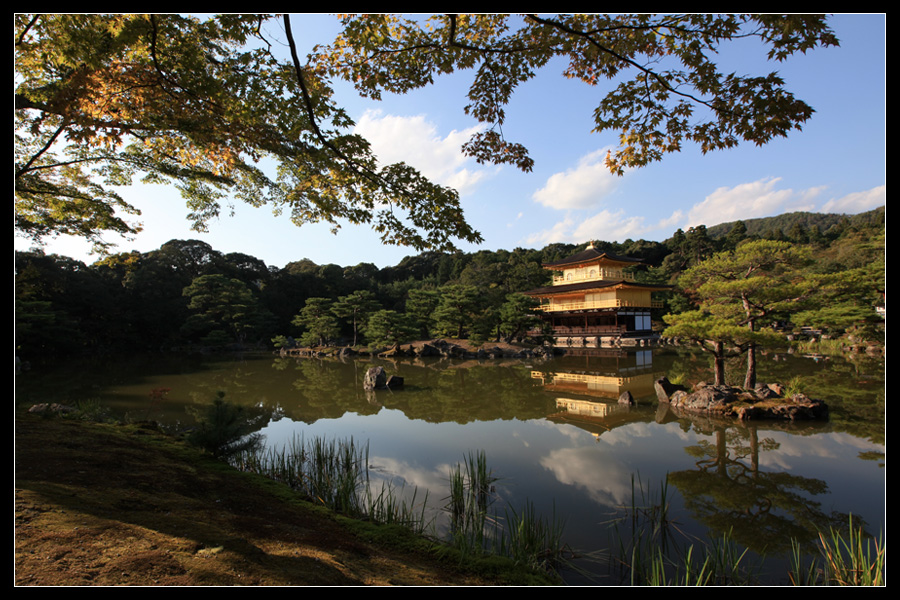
[817,515,885,586]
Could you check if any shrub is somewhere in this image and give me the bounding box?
[187,392,264,459]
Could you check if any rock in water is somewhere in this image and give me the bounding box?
[654,377,686,403]
[363,366,387,390]
[618,391,634,405]
[386,375,404,389]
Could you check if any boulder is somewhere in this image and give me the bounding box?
[363,366,387,390]
[363,367,404,391]
[654,377,687,403]
[671,385,739,412]
[386,375,404,389]
[415,343,440,357]
[754,383,782,399]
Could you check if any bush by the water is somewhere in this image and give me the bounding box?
[187,393,265,459]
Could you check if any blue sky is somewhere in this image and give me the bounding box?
[18,14,886,269]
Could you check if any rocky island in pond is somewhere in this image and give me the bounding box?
[654,377,828,421]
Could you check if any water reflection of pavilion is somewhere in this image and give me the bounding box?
[533,348,663,401]
[535,348,666,437]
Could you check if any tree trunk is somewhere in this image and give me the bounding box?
[744,342,757,389]
[714,341,726,385]
[743,298,757,389]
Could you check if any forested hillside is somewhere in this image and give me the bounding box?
[705,207,885,242]
[15,208,884,360]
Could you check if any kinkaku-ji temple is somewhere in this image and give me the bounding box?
[523,243,671,347]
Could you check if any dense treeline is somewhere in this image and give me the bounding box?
[15,208,884,360]
[704,208,886,243]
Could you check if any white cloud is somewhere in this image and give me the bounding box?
[820,185,886,213]
[523,216,579,246]
[524,209,653,246]
[353,109,491,195]
[685,177,823,229]
[572,210,647,241]
[532,149,620,210]
[652,210,685,232]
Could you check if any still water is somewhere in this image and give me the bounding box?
[17,346,885,584]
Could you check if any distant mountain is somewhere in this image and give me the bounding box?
[704,206,884,240]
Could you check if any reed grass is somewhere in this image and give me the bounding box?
[792,337,847,356]
[608,477,887,586]
[236,442,569,574]
[444,450,498,556]
[607,474,759,585]
[607,474,675,573]
[230,434,430,530]
[789,515,885,586]
[443,451,570,575]
[497,500,569,573]
[618,526,758,585]
[366,479,432,536]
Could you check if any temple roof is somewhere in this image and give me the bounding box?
[542,245,644,269]
[523,279,671,296]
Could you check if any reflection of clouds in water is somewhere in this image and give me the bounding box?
[539,446,633,508]
[508,418,598,450]
[531,417,597,443]
[756,431,885,471]
[602,421,697,447]
[537,422,716,508]
[368,455,449,499]
[509,429,530,448]
[258,417,303,446]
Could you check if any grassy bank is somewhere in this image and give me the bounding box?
[14,413,555,586]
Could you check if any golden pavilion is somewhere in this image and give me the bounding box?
[523,243,671,346]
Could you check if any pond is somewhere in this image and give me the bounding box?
[16,346,885,585]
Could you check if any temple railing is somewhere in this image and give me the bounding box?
[552,269,635,285]
[535,299,663,312]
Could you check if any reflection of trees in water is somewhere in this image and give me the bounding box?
[796,355,885,446]
[269,357,555,425]
[287,358,380,421]
[128,357,288,430]
[668,423,859,555]
[381,362,554,424]
[661,347,885,445]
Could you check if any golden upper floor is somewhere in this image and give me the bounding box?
[543,243,644,287]
[552,267,636,285]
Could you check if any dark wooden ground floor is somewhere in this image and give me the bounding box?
[528,309,659,347]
